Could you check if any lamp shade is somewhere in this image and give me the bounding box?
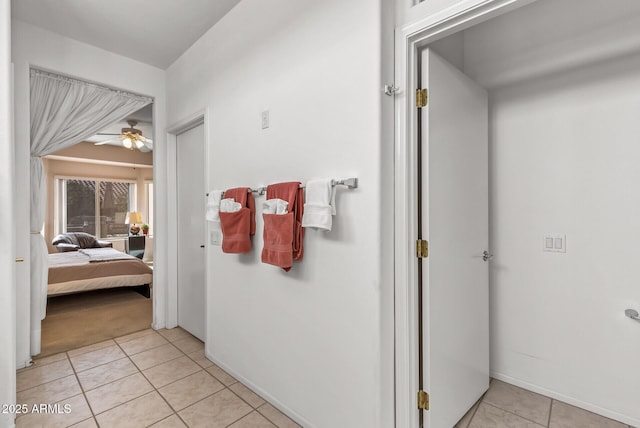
[125,211,143,224]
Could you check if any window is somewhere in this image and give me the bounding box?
[56,178,136,238]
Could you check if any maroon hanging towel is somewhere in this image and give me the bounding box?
[262,182,304,271]
[219,187,256,254]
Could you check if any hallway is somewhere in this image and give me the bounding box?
[16,328,300,427]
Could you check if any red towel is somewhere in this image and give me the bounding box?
[262,182,304,271]
[219,187,256,254]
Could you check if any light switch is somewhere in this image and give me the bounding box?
[544,235,566,253]
[261,110,269,129]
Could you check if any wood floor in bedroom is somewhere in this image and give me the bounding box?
[41,288,152,356]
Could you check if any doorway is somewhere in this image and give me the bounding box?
[396,0,640,427]
[176,120,206,341]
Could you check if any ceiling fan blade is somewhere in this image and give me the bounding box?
[94,137,120,146]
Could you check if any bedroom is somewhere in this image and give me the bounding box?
[40,105,155,355]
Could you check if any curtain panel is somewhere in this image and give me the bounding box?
[29,69,152,355]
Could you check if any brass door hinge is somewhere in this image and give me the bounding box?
[416,88,428,108]
[418,390,430,410]
[416,239,428,258]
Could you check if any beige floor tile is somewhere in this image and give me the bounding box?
[172,335,204,354]
[483,380,551,425]
[114,328,156,344]
[187,349,214,369]
[17,359,74,392]
[85,372,153,414]
[158,327,192,343]
[70,345,126,372]
[16,393,92,428]
[95,391,173,428]
[130,343,183,370]
[257,403,302,428]
[158,370,224,411]
[150,414,188,427]
[230,383,266,408]
[69,417,98,427]
[470,403,545,428]
[76,357,139,391]
[206,363,238,386]
[550,401,627,428]
[143,356,201,388]
[455,399,482,428]
[31,352,68,367]
[17,374,81,408]
[119,332,169,356]
[179,388,252,428]
[229,411,278,428]
[67,339,116,357]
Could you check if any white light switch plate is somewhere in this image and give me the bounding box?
[544,234,566,253]
[210,230,222,246]
[261,110,269,129]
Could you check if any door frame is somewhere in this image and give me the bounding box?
[393,1,536,426]
[166,110,209,333]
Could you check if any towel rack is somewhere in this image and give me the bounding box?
[207,177,358,197]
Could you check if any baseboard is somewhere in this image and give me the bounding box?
[205,350,313,428]
[491,371,640,427]
[16,359,32,370]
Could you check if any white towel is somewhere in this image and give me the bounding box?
[302,178,336,231]
[220,198,242,213]
[205,190,224,222]
[263,198,289,215]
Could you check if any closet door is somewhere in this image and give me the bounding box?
[177,122,205,341]
[420,48,489,427]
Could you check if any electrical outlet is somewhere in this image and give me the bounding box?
[261,110,269,129]
[543,234,566,253]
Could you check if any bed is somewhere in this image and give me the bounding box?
[48,247,153,297]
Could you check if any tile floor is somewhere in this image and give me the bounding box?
[16,328,635,428]
[455,379,634,428]
[16,328,301,428]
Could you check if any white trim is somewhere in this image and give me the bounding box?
[491,372,640,427]
[393,2,535,427]
[44,154,153,169]
[166,110,208,332]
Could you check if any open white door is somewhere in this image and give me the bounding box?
[177,122,206,341]
[420,48,489,427]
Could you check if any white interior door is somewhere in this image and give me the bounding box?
[421,48,489,427]
[177,123,205,341]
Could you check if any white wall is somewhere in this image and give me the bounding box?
[0,1,16,426]
[456,0,640,424]
[11,20,167,365]
[166,1,393,427]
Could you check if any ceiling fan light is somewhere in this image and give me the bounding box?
[135,138,144,149]
[122,137,133,149]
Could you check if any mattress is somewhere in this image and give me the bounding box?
[48,249,153,296]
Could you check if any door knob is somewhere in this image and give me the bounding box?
[200,245,205,248]
[15,257,24,262]
[482,251,494,262]
[625,309,640,321]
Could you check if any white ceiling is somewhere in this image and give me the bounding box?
[11,0,242,68]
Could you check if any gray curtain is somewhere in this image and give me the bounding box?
[29,69,152,355]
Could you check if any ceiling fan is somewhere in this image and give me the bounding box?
[94,120,153,151]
